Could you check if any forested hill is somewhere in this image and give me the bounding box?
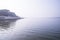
[0,9,17,17]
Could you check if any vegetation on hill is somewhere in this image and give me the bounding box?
[0,9,17,17]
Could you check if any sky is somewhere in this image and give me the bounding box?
[0,0,60,17]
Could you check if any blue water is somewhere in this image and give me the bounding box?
[0,17,60,40]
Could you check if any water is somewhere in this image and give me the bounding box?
[0,17,60,40]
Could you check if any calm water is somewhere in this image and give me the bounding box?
[0,18,60,40]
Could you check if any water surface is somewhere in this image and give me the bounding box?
[0,18,60,40]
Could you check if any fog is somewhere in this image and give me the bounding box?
[0,0,60,17]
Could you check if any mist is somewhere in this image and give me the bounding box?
[0,0,60,17]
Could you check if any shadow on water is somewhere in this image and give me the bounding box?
[0,20,17,30]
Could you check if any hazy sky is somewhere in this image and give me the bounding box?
[0,0,60,17]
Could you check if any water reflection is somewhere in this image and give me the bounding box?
[0,20,17,30]
[0,18,60,40]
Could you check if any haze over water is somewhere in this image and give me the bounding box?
[0,0,59,17]
[0,0,60,40]
[0,17,60,40]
